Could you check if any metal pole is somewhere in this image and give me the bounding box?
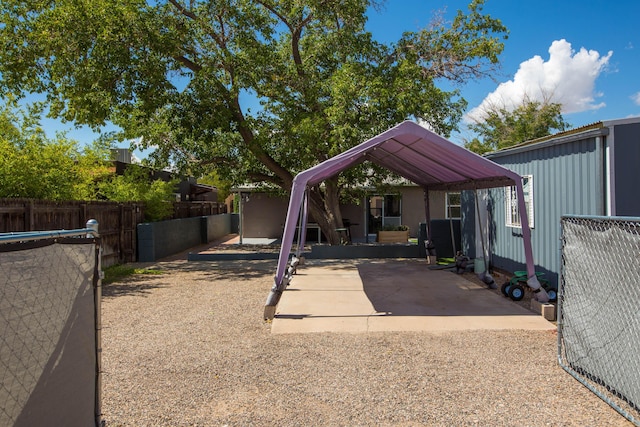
[423,188,432,241]
[449,216,457,256]
[364,196,369,243]
[88,220,103,427]
[474,189,488,274]
[238,192,243,245]
[87,218,99,238]
[296,192,309,256]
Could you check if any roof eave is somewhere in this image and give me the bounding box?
[486,127,610,159]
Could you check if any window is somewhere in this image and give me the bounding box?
[505,175,534,228]
[368,194,402,233]
[446,192,461,219]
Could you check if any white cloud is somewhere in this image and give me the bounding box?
[632,92,640,106]
[466,39,613,122]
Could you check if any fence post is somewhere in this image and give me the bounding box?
[119,203,125,264]
[25,199,35,231]
[80,203,87,227]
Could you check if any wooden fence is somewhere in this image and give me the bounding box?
[0,199,227,267]
[173,201,227,219]
[0,199,144,267]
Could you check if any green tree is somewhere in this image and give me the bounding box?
[198,170,232,202]
[0,99,109,199]
[464,97,571,154]
[0,100,176,219]
[98,166,177,221]
[0,0,508,243]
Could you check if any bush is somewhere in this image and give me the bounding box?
[98,166,177,222]
[381,224,409,231]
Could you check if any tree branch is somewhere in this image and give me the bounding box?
[256,0,313,79]
[174,55,202,72]
[167,0,197,20]
[247,171,284,187]
[167,0,226,49]
[169,0,295,191]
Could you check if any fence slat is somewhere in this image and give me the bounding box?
[0,198,227,266]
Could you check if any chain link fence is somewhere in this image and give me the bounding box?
[0,223,102,427]
[559,215,640,426]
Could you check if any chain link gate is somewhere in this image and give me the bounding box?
[559,215,640,426]
[0,221,102,427]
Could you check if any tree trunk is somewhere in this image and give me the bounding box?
[307,178,344,245]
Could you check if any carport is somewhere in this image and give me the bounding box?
[264,121,546,320]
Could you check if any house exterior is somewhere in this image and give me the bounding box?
[233,185,457,243]
[111,148,218,202]
[461,117,640,288]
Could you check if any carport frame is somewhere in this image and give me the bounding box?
[264,121,545,319]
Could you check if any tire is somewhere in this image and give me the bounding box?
[500,282,511,297]
[508,284,525,301]
[546,288,557,302]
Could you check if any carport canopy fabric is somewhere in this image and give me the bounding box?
[265,120,541,317]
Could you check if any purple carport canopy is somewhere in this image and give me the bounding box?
[264,120,545,319]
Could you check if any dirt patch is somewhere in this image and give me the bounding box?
[100,259,630,426]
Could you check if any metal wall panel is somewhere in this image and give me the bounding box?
[485,137,602,287]
[611,122,640,215]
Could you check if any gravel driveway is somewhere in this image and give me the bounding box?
[101,259,632,426]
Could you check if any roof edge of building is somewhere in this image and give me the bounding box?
[485,123,608,158]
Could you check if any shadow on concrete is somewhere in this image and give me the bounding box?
[357,260,528,317]
[271,258,555,333]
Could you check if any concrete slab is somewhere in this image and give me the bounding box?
[271,259,556,334]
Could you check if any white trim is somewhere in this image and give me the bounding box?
[445,191,461,219]
[607,128,616,216]
[602,116,640,127]
[505,175,534,228]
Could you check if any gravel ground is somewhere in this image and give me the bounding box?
[101,258,632,426]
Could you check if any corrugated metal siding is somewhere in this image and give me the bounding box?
[487,137,602,287]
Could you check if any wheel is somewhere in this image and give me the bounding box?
[546,288,558,302]
[500,282,511,297]
[508,284,525,301]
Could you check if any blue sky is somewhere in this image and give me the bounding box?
[367,0,640,143]
[39,0,640,152]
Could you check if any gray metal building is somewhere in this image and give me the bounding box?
[462,117,640,288]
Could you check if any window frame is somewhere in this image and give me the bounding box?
[505,175,534,229]
[445,192,461,219]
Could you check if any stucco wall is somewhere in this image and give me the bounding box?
[340,202,366,239]
[137,214,233,262]
[401,187,448,237]
[238,187,449,240]
[241,192,289,238]
[205,214,232,242]
[138,217,203,262]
